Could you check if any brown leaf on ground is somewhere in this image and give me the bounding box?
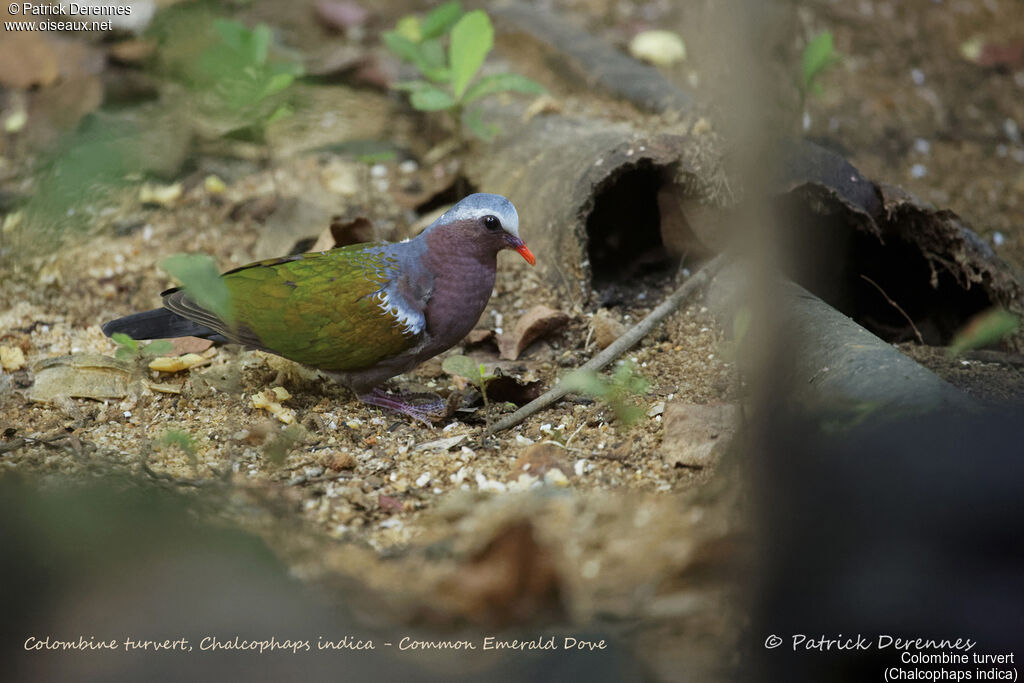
[497,305,570,360]
[661,402,738,469]
[27,354,134,402]
[435,521,564,626]
[464,328,495,346]
[167,337,214,356]
[312,216,374,251]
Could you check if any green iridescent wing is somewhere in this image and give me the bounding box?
[163,245,422,371]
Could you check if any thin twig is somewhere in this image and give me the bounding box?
[860,274,924,345]
[486,253,729,435]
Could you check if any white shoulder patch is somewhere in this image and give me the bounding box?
[375,288,425,336]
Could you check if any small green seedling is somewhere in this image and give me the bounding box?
[161,253,234,323]
[561,362,651,426]
[167,17,302,140]
[263,423,306,467]
[799,31,840,106]
[443,354,495,405]
[158,428,198,457]
[111,333,173,361]
[947,307,1021,357]
[384,3,545,141]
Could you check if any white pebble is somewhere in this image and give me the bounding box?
[913,138,931,154]
[910,163,927,178]
[911,68,925,85]
[993,232,1005,246]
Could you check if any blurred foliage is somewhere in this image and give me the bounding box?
[799,31,840,106]
[158,428,198,459]
[443,354,495,405]
[149,7,303,140]
[111,333,173,361]
[384,2,544,140]
[161,253,234,323]
[561,362,650,425]
[947,307,1021,356]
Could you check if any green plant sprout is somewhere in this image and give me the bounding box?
[561,362,651,426]
[111,333,173,361]
[443,354,495,405]
[947,308,1020,357]
[383,2,545,141]
[157,428,198,458]
[799,31,840,107]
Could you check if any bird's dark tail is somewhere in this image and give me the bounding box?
[102,308,218,341]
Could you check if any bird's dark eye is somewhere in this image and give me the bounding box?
[482,215,501,231]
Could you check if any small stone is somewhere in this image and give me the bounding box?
[661,402,738,469]
[511,443,572,481]
[0,345,26,371]
[629,30,686,67]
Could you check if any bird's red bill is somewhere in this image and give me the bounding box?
[515,243,536,266]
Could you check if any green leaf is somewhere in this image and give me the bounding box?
[249,24,271,64]
[110,332,138,351]
[161,253,234,323]
[260,72,294,99]
[421,1,463,40]
[948,308,1021,356]
[395,15,421,42]
[418,38,447,69]
[449,10,493,100]
[410,86,457,111]
[560,369,608,397]
[159,428,197,456]
[464,107,499,141]
[264,104,293,125]
[801,31,837,88]
[383,31,427,67]
[142,340,174,357]
[462,73,545,104]
[392,79,433,92]
[442,354,482,383]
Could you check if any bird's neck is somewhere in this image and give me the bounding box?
[421,227,498,345]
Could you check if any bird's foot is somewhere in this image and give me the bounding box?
[357,388,449,425]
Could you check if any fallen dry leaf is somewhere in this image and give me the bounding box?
[27,354,133,402]
[168,336,214,356]
[312,216,374,251]
[148,353,208,373]
[661,402,738,469]
[464,328,495,346]
[251,389,296,425]
[498,305,570,360]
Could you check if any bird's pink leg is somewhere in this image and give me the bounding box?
[357,388,448,425]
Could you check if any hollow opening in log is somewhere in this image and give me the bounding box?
[585,162,682,294]
[780,196,994,346]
